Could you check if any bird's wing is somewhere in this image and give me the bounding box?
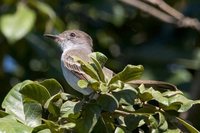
[62,50,115,81]
[62,50,91,80]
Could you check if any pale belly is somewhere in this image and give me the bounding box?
[61,62,93,95]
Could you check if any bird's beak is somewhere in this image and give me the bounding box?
[44,34,63,42]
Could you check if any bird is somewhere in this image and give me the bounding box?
[44,30,177,95]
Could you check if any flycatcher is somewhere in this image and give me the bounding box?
[44,30,177,95]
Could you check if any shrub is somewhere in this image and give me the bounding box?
[0,52,199,133]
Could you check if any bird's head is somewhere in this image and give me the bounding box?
[44,30,93,51]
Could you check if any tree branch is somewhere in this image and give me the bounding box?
[120,0,200,32]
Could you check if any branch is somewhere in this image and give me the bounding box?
[120,0,200,32]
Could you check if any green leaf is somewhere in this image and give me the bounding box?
[89,52,108,67]
[39,78,63,96]
[20,82,51,105]
[162,91,183,97]
[2,80,36,124]
[23,101,42,127]
[176,117,199,133]
[60,101,82,118]
[32,124,49,133]
[60,122,76,129]
[157,112,168,131]
[97,93,119,112]
[89,52,107,82]
[90,58,106,82]
[43,119,61,133]
[0,115,33,133]
[92,116,114,133]
[37,129,51,133]
[77,80,89,88]
[109,65,144,84]
[163,128,181,133]
[138,85,169,105]
[124,115,146,130]
[75,103,101,133]
[169,94,200,112]
[44,93,62,117]
[0,2,36,43]
[148,114,158,129]
[133,106,157,115]
[114,127,125,133]
[148,112,168,132]
[99,82,108,92]
[73,56,100,81]
[161,94,200,112]
[112,88,137,105]
[88,78,100,91]
[109,80,124,91]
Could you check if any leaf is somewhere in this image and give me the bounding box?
[148,114,158,129]
[43,120,60,133]
[109,65,144,84]
[92,116,114,133]
[157,112,168,131]
[23,101,42,127]
[44,93,62,117]
[169,95,200,112]
[39,78,63,96]
[148,112,168,132]
[0,115,33,133]
[133,106,157,115]
[73,56,100,81]
[99,82,108,92]
[20,82,51,105]
[77,80,89,88]
[88,78,100,91]
[138,85,169,106]
[162,91,183,97]
[109,80,124,91]
[97,93,119,112]
[114,127,125,133]
[60,101,82,118]
[176,117,199,133]
[32,124,49,133]
[2,80,34,123]
[89,52,107,82]
[112,89,137,105]
[0,3,36,43]
[162,94,200,112]
[90,57,106,82]
[163,128,181,133]
[60,123,76,129]
[89,52,108,67]
[75,103,101,133]
[37,129,51,133]
[124,115,146,130]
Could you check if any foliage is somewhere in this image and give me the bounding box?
[0,52,199,133]
[0,0,200,131]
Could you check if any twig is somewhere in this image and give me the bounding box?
[114,109,131,116]
[120,0,176,24]
[120,0,200,32]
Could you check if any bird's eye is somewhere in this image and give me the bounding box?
[70,33,76,37]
